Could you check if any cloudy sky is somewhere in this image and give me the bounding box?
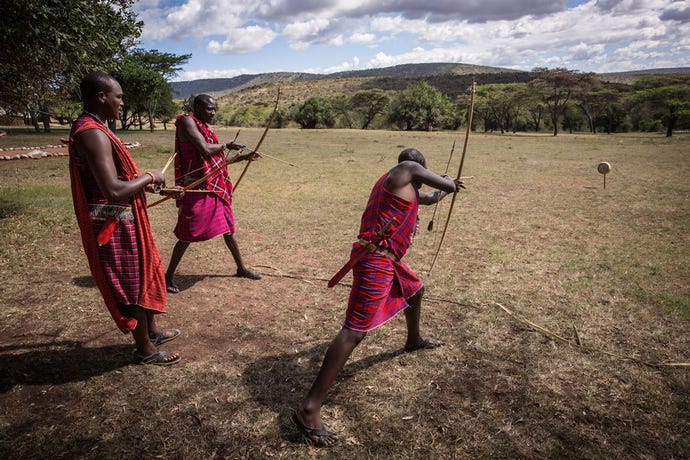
[133,0,690,81]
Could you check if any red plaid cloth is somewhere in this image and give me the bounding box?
[344,174,422,331]
[69,114,166,333]
[90,206,141,305]
[174,114,232,204]
[173,114,236,241]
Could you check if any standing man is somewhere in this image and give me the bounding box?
[292,148,464,447]
[68,71,181,366]
[165,94,261,294]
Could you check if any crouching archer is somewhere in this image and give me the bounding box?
[292,148,464,447]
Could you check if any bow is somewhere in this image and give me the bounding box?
[232,87,281,192]
[427,139,456,231]
[147,88,280,209]
[428,80,476,274]
[147,154,229,208]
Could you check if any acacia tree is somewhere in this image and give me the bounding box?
[295,97,335,129]
[157,97,180,131]
[114,49,189,131]
[330,95,353,128]
[0,0,141,132]
[529,68,594,136]
[589,85,630,134]
[475,83,527,133]
[574,74,603,133]
[389,81,450,131]
[633,75,690,137]
[350,90,390,129]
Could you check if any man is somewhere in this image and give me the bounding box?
[292,148,463,447]
[165,94,261,294]
[68,71,181,366]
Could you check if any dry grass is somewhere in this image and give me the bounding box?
[0,127,688,459]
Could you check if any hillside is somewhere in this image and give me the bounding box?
[170,63,690,111]
[170,62,525,100]
[598,67,690,84]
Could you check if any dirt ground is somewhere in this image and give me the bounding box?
[1,130,688,458]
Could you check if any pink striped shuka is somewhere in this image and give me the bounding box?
[344,174,423,332]
[173,114,235,242]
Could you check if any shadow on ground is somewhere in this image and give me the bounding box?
[0,341,132,392]
[242,342,406,443]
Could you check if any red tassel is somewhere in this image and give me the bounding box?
[96,217,117,246]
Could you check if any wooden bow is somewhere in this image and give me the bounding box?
[232,87,281,192]
[147,154,229,208]
[428,80,476,274]
[427,139,456,231]
[147,89,280,209]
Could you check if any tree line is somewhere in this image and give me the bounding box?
[213,71,690,137]
[1,1,688,137]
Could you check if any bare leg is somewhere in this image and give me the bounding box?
[165,240,190,292]
[403,287,442,351]
[223,233,260,279]
[120,305,157,357]
[144,310,180,346]
[404,288,423,349]
[297,327,366,434]
[120,305,180,365]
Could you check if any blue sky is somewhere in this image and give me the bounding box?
[133,0,690,81]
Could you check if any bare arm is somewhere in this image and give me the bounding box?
[385,161,461,204]
[76,129,164,201]
[177,115,226,157]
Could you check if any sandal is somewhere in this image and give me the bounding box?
[136,350,181,366]
[149,328,180,346]
[236,268,262,280]
[290,410,339,448]
[404,337,442,352]
[166,277,180,294]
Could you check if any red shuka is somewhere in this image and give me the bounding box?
[68,118,166,333]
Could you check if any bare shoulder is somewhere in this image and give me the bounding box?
[391,160,421,175]
[176,114,196,140]
[75,127,110,151]
[385,161,416,191]
[177,114,195,130]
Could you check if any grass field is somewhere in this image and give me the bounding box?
[0,126,688,458]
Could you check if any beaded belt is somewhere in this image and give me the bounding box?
[88,203,134,222]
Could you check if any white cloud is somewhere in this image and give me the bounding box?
[179,68,251,81]
[282,18,332,42]
[134,0,690,75]
[348,32,377,45]
[569,42,606,61]
[207,26,278,54]
[316,56,362,73]
[329,34,345,46]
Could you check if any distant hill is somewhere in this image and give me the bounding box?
[170,62,525,99]
[598,67,690,84]
[170,72,319,99]
[169,63,690,106]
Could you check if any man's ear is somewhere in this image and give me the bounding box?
[97,91,106,103]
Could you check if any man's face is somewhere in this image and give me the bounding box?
[195,98,217,123]
[100,80,124,121]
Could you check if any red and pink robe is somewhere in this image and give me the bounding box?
[173,114,235,242]
[344,174,423,332]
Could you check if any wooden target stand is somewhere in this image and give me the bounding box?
[597,162,611,189]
